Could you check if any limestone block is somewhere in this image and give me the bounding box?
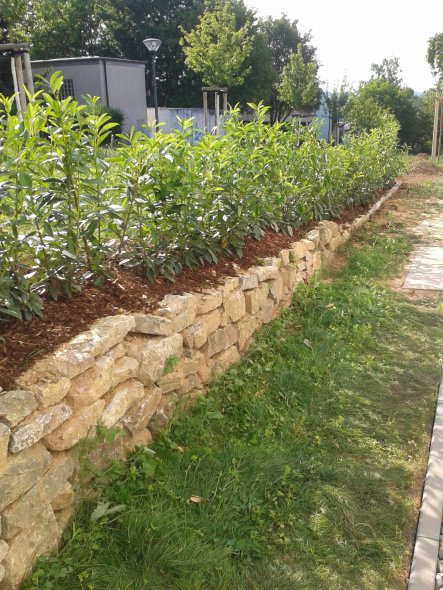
[312,251,322,272]
[197,362,212,385]
[125,334,183,386]
[100,379,145,428]
[148,394,178,435]
[279,249,291,266]
[203,324,238,358]
[319,225,333,247]
[179,390,206,411]
[281,266,298,293]
[0,540,9,562]
[329,235,343,251]
[305,229,320,247]
[38,452,76,501]
[0,443,51,511]
[341,229,351,242]
[238,274,258,291]
[26,378,71,409]
[156,293,198,332]
[157,369,185,393]
[1,504,60,589]
[44,399,105,451]
[0,564,5,583]
[1,480,50,539]
[297,258,307,272]
[51,482,74,512]
[257,298,275,324]
[182,308,221,349]
[111,356,139,388]
[0,423,10,469]
[119,386,162,434]
[66,315,135,360]
[220,277,239,299]
[181,350,205,376]
[132,314,174,336]
[197,290,223,314]
[250,265,279,282]
[212,346,240,376]
[244,282,269,315]
[10,403,72,454]
[67,353,114,408]
[260,256,281,268]
[223,290,246,323]
[179,374,203,395]
[268,275,284,304]
[289,241,307,262]
[320,220,339,237]
[300,238,315,251]
[237,315,259,350]
[16,350,95,386]
[123,429,153,452]
[54,505,74,532]
[0,390,37,427]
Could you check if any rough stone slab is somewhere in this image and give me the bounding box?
[67,352,114,408]
[301,238,315,251]
[0,564,4,583]
[0,423,10,469]
[1,504,60,589]
[268,276,284,303]
[204,324,238,358]
[197,290,223,314]
[212,346,240,376]
[27,378,71,409]
[100,378,145,428]
[9,403,72,454]
[223,290,246,323]
[289,241,307,261]
[238,274,259,291]
[260,256,281,268]
[279,250,290,266]
[0,443,51,511]
[182,309,221,349]
[44,399,105,451]
[0,539,9,562]
[220,277,239,299]
[156,294,198,332]
[179,374,203,395]
[305,229,320,247]
[125,334,184,386]
[181,350,205,376]
[250,265,279,282]
[403,247,443,290]
[148,394,178,435]
[51,481,74,512]
[237,315,259,350]
[132,314,174,336]
[257,297,275,324]
[0,390,37,428]
[119,386,162,434]
[157,369,184,393]
[111,356,139,388]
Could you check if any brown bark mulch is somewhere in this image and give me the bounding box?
[0,199,380,391]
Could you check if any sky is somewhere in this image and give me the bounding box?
[244,0,440,92]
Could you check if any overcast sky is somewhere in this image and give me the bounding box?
[244,0,439,92]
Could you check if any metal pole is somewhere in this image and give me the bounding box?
[215,91,220,136]
[13,53,26,112]
[22,51,34,94]
[11,56,21,113]
[203,90,209,132]
[151,53,159,132]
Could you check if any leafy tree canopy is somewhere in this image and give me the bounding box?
[277,45,320,116]
[427,33,443,90]
[325,79,351,125]
[370,57,402,87]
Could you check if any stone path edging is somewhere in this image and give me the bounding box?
[408,372,443,590]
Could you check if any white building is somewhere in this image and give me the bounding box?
[31,56,147,133]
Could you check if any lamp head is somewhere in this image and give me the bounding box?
[143,38,162,53]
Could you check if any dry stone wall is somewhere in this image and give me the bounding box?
[0,184,400,589]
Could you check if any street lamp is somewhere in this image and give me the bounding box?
[143,38,162,131]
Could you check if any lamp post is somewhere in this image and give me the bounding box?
[143,38,162,131]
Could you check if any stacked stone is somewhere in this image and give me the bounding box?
[0,218,352,589]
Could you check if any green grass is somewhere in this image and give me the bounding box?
[25,221,443,590]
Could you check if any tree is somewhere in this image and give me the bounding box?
[325,79,351,126]
[277,45,320,118]
[370,57,402,86]
[180,0,253,88]
[346,94,394,134]
[259,15,317,123]
[414,88,438,152]
[427,33,443,90]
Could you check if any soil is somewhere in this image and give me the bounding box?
[0,192,388,391]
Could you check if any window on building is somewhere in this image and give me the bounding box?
[59,79,75,100]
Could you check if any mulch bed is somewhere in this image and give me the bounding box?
[0,198,380,391]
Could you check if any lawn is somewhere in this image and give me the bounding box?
[25,195,443,590]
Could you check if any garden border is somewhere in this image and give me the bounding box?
[0,181,401,589]
[408,370,443,590]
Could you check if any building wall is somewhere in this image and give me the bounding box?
[105,61,147,133]
[147,107,218,143]
[32,62,103,102]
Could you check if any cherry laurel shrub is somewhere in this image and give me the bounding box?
[0,73,403,322]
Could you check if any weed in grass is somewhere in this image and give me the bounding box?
[24,226,442,590]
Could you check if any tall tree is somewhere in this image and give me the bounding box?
[260,15,317,122]
[370,57,402,87]
[325,79,351,128]
[427,33,443,91]
[180,0,253,88]
[277,45,320,119]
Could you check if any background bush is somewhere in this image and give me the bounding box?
[0,74,403,323]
